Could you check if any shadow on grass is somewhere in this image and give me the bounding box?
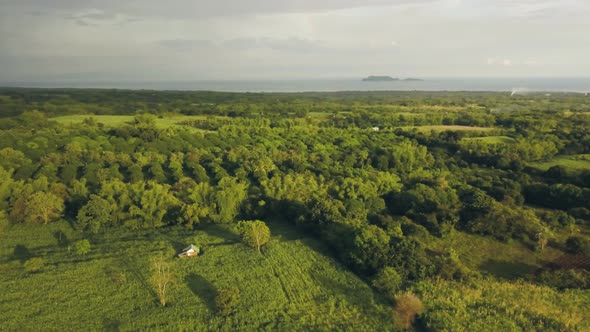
[54,231,70,247]
[479,259,538,280]
[203,224,240,244]
[102,318,121,332]
[13,244,31,263]
[310,264,379,307]
[265,219,306,242]
[120,256,159,305]
[185,273,217,313]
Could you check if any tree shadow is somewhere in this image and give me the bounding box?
[102,318,121,332]
[54,230,70,247]
[185,273,217,313]
[203,224,239,244]
[120,256,159,304]
[479,259,538,280]
[310,264,380,307]
[13,244,31,263]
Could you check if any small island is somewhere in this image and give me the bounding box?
[362,76,398,82]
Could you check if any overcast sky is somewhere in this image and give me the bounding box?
[1,0,589,80]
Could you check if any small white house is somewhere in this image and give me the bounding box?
[372,127,380,132]
[178,244,200,258]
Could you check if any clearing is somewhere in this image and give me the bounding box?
[398,125,497,132]
[50,115,211,130]
[528,154,590,171]
[0,220,391,331]
[461,136,516,144]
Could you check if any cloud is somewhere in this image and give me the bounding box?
[158,37,327,53]
[486,57,514,67]
[157,39,216,52]
[63,9,138,26]
[7,0,436,20]
[223,37,326,52]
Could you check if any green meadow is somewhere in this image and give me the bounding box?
[461,136,516,144]
[0,220,392,331]
[399,125,497,132]
[50,115,210,129]
[529,154,590,171]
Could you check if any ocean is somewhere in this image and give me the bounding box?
[1,78,589,93]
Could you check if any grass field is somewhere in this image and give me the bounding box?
[528,154,590,171]
[461,136,515,144]
[398,125,497,132]
[0,220,392,331]
[50,115,211,129]
[426,230,561,279]
[415,277,590,331]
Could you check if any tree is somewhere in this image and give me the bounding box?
[23,192,64,224]
[151,255,174,306]
[76,195,112,233]
[393,292,424,330]
[212,177,247,223]
[350,225,390,272]
[215,287,240,317]
[237,220,271,253]
[74,239,91,255]
[127,181,179,229]
[372,267,403,300]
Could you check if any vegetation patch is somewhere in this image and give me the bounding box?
[399,125,497,132]
[461,136,515,144]
[0,221,391,331]
[528,154,590,171]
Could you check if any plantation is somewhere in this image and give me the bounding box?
[0,221,391,330]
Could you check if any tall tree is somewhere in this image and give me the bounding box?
[151,255,174,306]
[237,220,271,253]
[76,195,112,233]
[24,192,64,224]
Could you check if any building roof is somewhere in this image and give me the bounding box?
[183,244,199,252]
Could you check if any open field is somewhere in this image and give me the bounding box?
[0,221,391,331]
[425,230,561,279]
[528,154,590,171]
[461,136,516,144]
[50,115,210,129]
[398,125,497,132]
[415,277,590,331]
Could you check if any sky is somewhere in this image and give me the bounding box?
[0,0,589,81]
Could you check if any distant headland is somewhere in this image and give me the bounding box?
[362,76,423,82]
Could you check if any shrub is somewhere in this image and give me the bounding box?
[215,287,240,317]
[74,239,91,256]
[393,292,424,330]
[565,236,590,256]
[372,267,403,300]
[23,257,44,273]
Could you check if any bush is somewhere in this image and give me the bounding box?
[23,257,44,273]
[74,239,91,256]
[393,292,424,330]
[565,236,590,256]
[537,269,590,290]
[372,267,403,300]
[215,287,240,317]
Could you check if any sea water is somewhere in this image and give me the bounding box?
[2,78,589,93]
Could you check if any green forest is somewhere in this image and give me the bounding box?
[0,88,589,331]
